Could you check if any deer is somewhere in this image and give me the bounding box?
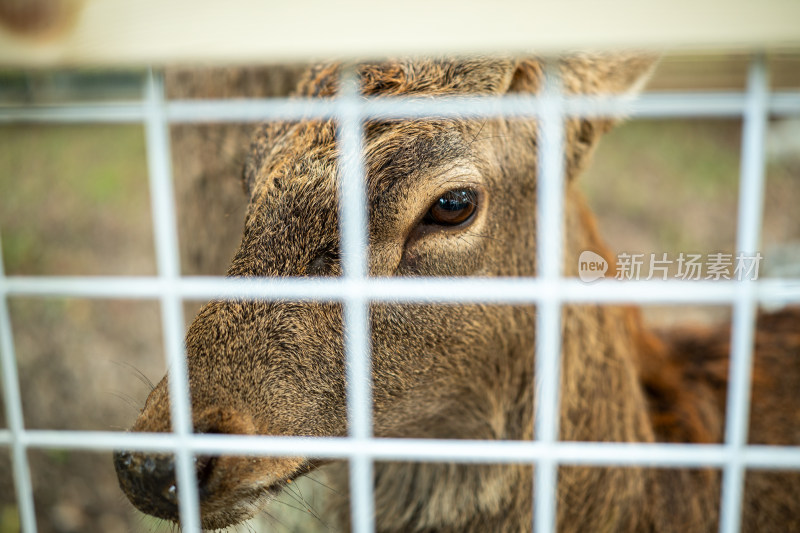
[114,56,800,532]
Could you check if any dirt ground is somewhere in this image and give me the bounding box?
[0,56,798,532]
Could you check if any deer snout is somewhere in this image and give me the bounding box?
[113,407,254,523]
[113,450,182,521]
[115,405,309,528]
[112,448,241,524]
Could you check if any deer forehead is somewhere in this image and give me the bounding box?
[236,117,492,279]
[248,118,487,219]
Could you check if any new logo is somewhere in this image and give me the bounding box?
[578,250,608,282]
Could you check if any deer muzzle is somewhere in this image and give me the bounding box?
[113,404,309,529]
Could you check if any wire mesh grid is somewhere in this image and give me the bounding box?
[1,54,800,533]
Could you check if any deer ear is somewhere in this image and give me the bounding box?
[557,53,658,97]
[506,54,657,99]
[507,54,658,181]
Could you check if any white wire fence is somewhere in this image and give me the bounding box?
[0,55,799,533]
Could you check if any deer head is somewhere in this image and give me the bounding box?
[114,55,657,531]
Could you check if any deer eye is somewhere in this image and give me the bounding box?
[424,189,478,226]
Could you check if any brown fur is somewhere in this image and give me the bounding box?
[114,56,800,532]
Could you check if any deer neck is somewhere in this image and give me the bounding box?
[333,191,704,532]
[554,190,720,532]
[559,189,657,444]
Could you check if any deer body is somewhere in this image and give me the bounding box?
[115,57,800,532]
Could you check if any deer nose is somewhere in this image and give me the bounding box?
[114,450,178,520]
[114,408,257,521]
[113,449,217,521]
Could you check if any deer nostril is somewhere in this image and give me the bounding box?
[194,454,218,500]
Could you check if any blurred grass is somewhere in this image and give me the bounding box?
[581,117,799,326]
[0,504,20,533]
[582,119,741,255]
[0,124,161,533]
[0,124,154,276]
[582,118,800,259]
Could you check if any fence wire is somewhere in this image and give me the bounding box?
[0,55,799,533]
